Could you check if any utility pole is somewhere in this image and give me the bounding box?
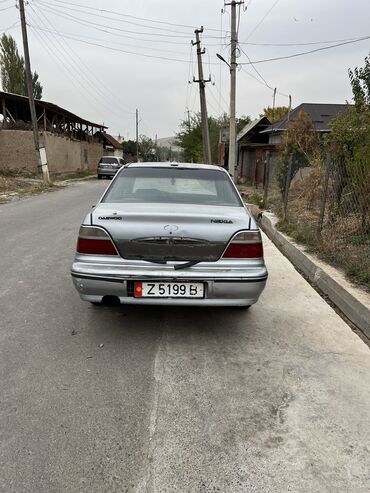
[185,108,191,129]
[18,0,49,182]
[192,27,212,164]
[225,1,243,183]
[135,108,139,162]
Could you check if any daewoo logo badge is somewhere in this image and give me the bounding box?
[164,224,179,234]
[98,216,123,220]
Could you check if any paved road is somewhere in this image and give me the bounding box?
[0,181,369,493]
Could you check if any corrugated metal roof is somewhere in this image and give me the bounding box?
[102,133,123,149]
[260,103,350,134]
[237,116,271,141]
[0,90,107,129]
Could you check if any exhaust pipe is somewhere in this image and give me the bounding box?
[102,295,121,306]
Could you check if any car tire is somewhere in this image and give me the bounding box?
[97,174,102,180]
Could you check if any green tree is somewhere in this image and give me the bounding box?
[176,112,251,163]
[139,135,155,161]
[276,109,321,193]
[0,33,43,99]
[122,139,136,157]
[262,106,289,123]
[348,53,370,108]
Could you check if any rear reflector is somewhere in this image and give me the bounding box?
[77,226,118,256]
[222,230,263,259]
[134,282,143,297]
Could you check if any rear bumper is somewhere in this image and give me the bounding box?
[71,256,267,306]
[97,168,118,176]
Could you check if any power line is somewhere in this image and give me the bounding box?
[27,13,134,124]
[206,84,228,115]
[0,20,20,31]
[243,0,280,42]
[29,23,98,113]
[47,0,225,32]
[35,2,194,39]
[35,1,226,40]
[29,5,135,116]
[0,4,14,12]
[238,65,289,99]
[239,45,272,89]
[28,14,189,56]
[184,43,194,113]
[36,0,195,36]
[31,2,209,46]
[29,23,219,65]
[33,1,227,47]
[239,35,370,65]
[239,35,370,47]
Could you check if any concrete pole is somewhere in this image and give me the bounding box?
[193,27,212,164]
[136,108,139,162]
[228,1,238,183]
[19,0,49,182]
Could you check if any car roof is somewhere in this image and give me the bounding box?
[126,162,227,171]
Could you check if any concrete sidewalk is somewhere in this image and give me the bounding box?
[259,211,370,340]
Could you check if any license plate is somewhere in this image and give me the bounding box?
[134,281,204,298]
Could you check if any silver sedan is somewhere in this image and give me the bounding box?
[71,163,267,307]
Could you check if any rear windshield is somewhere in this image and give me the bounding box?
[100,157,118,164]
[102,167,242,207]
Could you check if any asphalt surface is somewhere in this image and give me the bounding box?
[0,181,369,493]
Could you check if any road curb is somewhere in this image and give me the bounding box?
[259,211,370,338]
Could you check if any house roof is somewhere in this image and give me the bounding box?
[102,133,123,149]
[260,103,350,134]
[0,90,107,129]
[237,116,271,141]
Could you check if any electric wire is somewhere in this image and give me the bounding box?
[28,15,189,56]
[35,0,196,36]
[243,0,280,42]
[0,4,14,11]
[0,20,20,31]
[30,3,205,46]
[47,0,225,32]
[239,36,370,47]
[29,5,135,115]
[35,1,226,40]
[29,23,218,65]
[27,12,133,125]
[239,45,272,89]
[239,36,370,65]
[29,24,102,115]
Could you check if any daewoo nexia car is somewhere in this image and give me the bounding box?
[71,163,267,307]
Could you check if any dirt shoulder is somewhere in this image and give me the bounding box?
[0,170,95,204]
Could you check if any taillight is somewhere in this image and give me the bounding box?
[222,231,263,259]
[76,226,118,256]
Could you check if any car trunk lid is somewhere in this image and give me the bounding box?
[92,203,250,262]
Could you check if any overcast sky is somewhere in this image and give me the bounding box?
[1,0,369,139]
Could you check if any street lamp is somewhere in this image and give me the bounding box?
[216,53,230,69]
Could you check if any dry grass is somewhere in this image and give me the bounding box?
[276,175,370,290]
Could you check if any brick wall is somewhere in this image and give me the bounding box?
[0,129,104,174]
